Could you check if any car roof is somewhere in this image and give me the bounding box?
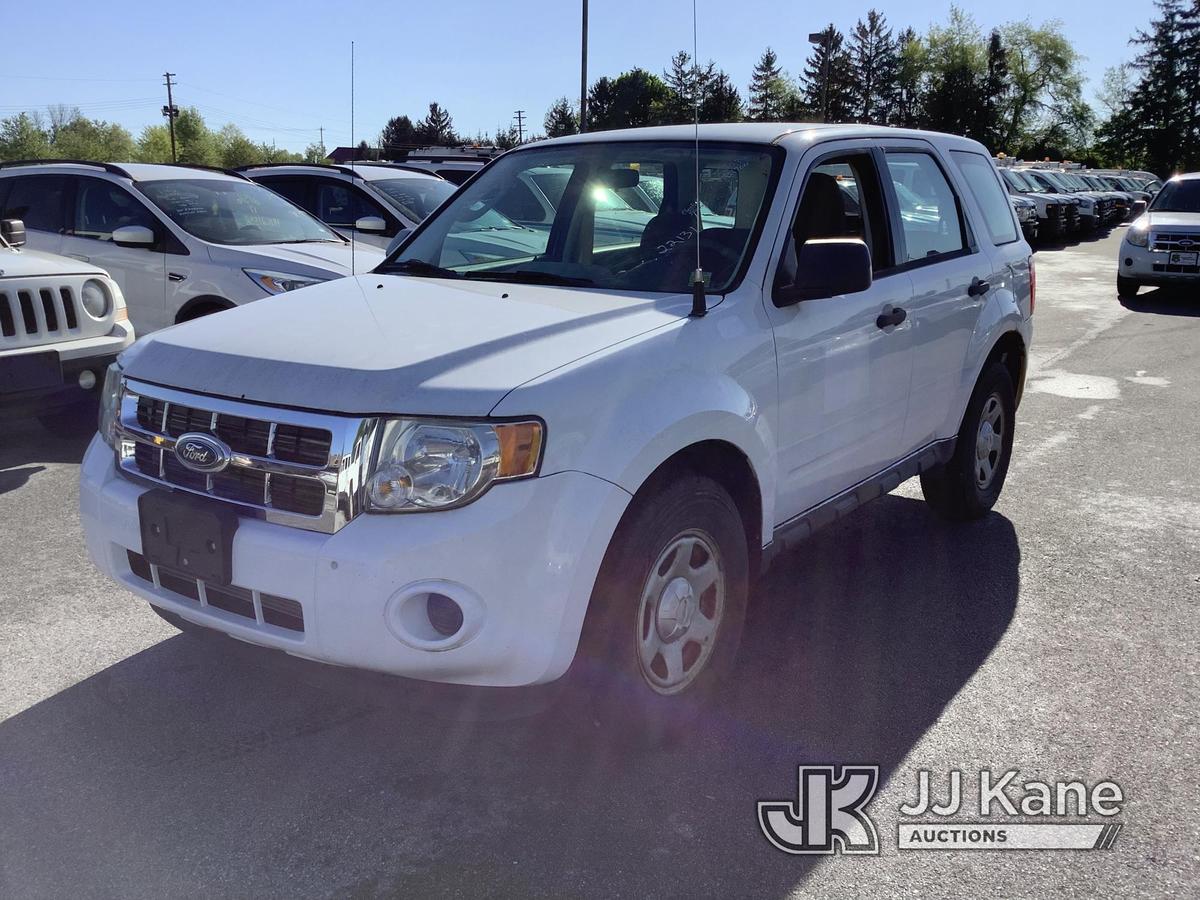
[1168,172,1200,182]
[528,122,987,152]
[239,162,447,183]
[0,160,245,182]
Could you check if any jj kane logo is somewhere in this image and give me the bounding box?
[758,765,880,855]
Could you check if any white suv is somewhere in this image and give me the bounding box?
[81,124,1033,719]
[0,161,383,335]
[240,163,457,250]
[1,218,133,435]
[1119,172,1200,298]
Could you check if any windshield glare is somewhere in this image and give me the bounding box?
[140,178,340,245]
[1150,179,1200,212]
[373,177,457,222]
[383,141,781,294]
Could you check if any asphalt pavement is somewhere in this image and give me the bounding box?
[1,227,1197,898]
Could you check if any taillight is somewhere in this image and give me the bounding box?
[1029,256,1036,315]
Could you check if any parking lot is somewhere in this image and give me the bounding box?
[0,228,1197,898]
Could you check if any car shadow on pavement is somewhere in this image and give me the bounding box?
[1120,287,1200,317]
[0,421,95,470]
[0,494,1019,899]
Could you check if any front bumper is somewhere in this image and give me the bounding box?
[0,326,132,418]
[1120,243,1200,286]
[80,436,631,686]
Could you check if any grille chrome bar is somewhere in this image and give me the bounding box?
[115,377,381,534]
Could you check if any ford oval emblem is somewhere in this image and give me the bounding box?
[173,432,230,473]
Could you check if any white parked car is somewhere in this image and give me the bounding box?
[1,218,134,435]
[0,161,383,335]
[240,162,457,250]
[81,124,1033,721]
[1119,172,1200,299]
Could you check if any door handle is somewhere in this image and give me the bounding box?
[968,276,990,297]
[875,306,907,329]
[167,272,186,282]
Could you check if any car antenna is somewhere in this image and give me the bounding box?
[689,0,706,318]
[350,40,356,277]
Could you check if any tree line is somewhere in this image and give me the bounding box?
[0,104,328,167]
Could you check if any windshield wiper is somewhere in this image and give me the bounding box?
[379,258,462,278]
[461,270,594,287]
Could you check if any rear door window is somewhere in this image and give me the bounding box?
[951,151,1019,246]
[71,177,160,241]
[884,152,968,263]
[3,175,69,233]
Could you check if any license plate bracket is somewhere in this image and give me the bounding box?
[0,350,61,392]
[138,489,239,586]
[1169,251,1198,266]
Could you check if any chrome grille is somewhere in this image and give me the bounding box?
[115,377,380,533]
[1150,231,1200,253]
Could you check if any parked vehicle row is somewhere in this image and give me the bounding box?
[0,161,385,335]
[1,216,134,434]
[80,123,1034,724]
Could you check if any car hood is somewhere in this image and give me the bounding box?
[119,274,689,416]
[1143,211,1200,229]
[0,246,105,279]
[207,240,385,277]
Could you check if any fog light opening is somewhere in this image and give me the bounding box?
[78,369,96,390]
[426,592,464,637]
[1124,258,1133,267]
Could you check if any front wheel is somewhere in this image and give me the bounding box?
[1117,275,1140,300]
[569,475,749,736]
[921,361,1016,521]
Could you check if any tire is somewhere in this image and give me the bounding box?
[566,474,749,741]
[921,361,1016,521]
[37,399,99,438]
[1117,276,1140,300]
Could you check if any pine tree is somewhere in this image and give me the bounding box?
[982,30,1011,152]
[748,48,789,121]
[893,27,924,127]
[380,115,417,159]
[1127,0,1191,173]
[849,10,900,123]
[416,103,456,146]
[543,97,579,137]
[700,72,744,123]
[801,26,856,123]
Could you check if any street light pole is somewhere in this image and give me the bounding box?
[580,0,589,132]
[806,30,832,123]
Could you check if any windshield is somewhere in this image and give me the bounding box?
[382,140,782,294]
[139,178,341,245]
[1006,170,1041,193]
[1150,178,1200,212]
[373,177,457,223]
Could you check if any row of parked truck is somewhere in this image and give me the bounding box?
[998,162,1162,243]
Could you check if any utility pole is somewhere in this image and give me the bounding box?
[319,125,325,154]
[513,110,526,144]
[580,0,589,132]
[162,72,179,162]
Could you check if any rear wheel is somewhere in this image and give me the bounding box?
[1117,275,1140,300]
[568,475,749,739]
[921,361,1016,521]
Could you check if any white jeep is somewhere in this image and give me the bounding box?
[1,219,134,435]
[81,124,1033,718]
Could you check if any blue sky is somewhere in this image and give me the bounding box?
[3,0,1154,153]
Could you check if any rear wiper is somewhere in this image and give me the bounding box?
[462,270,594,287]
[379,258,462,278]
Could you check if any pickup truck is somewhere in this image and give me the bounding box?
[1,218,134,435]
[81,124,1033,723]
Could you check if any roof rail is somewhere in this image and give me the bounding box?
[151,162,249,180]
[0,159,135,178]
[235,161,370,180]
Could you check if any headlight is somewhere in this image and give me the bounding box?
[98,362,123,447]
[365,418,543,512]
[81,278,111,319]
[243,269,329,295]
[1126,221,1150,247]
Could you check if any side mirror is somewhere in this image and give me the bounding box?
[355,216,387,233]
[1,219,26,247]
[774,238,872,306]
[112,224,156,248]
